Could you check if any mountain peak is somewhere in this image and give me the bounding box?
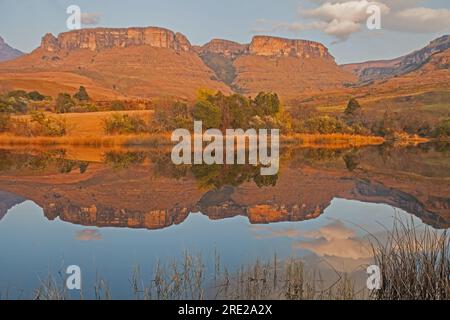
[0,36,23,62]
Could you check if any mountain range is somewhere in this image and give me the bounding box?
[0,27,448,103]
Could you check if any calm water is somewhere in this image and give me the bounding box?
[0,143,448,299]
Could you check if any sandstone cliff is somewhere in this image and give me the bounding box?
[249,36,333,60]
[41,27,191,52]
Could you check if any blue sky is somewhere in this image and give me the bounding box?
[0,0,449,64]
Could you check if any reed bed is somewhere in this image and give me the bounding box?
[370,219,449,300]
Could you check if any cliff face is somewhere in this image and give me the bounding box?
[197,39,248,59]
[41,27,191,52]
[198,36,334,60]
[249,36,333,60]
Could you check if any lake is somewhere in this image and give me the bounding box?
[0,142,448,299]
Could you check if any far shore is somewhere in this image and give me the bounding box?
[0,133,387,148]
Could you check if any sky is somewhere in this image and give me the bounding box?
[0,0,449,64]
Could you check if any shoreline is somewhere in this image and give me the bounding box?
[0,133,387,147]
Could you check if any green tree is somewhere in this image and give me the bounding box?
[55,93,75,113]
[345,98,361,116]
[254,92,280,117]
[193,99,221,129]
[27,91,45,101]
[73,86,89,101]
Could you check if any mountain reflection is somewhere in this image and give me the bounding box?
[0,143,448,230]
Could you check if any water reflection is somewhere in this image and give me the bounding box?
[0,142,448,230]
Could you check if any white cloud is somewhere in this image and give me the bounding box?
[81,12,101,26]
[387,7,450,33]
[254,0,450,42]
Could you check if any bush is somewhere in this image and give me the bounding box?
[104,113,148,135]
[110,101,127,111]
[153,101,192,132]
[303,116,352,134]
[9,111,66,137]
[345,98,361,116]
[73,103,98,113]
[0,113,11,132]
[73,86,89,101]
[55,93,75,113]
[433,119,450,138]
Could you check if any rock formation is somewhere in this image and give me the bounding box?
[249,36,333,60]
[41,27,191,52]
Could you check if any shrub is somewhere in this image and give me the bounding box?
[345,98,361,116]
[110,101,126,111]
[304,116,352,134]
[0,113,11,132]
[9,112,66,137]
[30,111,67,136]
[55,93,75,113]
[73,86,89,101]
[104,113,148,135]
[433,119,450,138]
[74,103,98,113]
[153,101,192,132]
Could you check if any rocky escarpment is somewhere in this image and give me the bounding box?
[198,36,334,60]
[0,36,23,62]
[249,36,333,60]
[40,27,191,52]
[342,35,450,82]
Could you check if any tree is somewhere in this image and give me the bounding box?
[56,93,75,113]
[254,92,280,117]
[27,91,45,101]
[193,100,221,129]
[73,86,89,101]
[345,98,361,116]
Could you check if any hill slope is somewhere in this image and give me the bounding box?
[0,27,230,100]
